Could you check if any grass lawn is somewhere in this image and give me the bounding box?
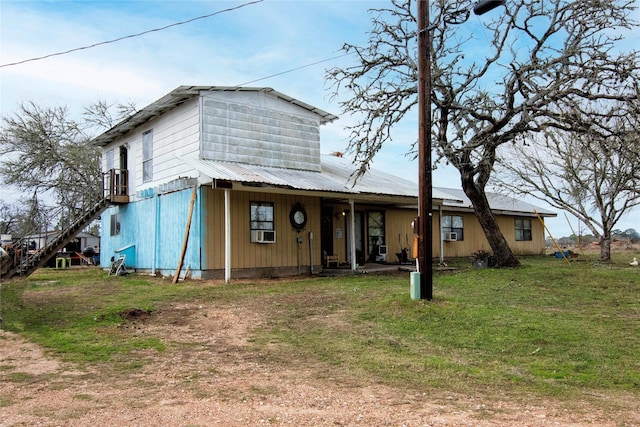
[1,254,639,402]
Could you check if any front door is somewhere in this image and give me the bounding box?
[320,205,334,259]
[118,145,128,195]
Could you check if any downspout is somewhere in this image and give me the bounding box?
[224,188,231,283]
[308,231,314,275]
[198,186,203,274]
[349,199,356,271]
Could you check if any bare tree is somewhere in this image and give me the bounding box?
[0,199,25,236]
[0,100,137,232]
[83,100,137,130]
[496,110,640,262]
[0,102,102,212]
[0,194,52,238]
[326,0,638,267]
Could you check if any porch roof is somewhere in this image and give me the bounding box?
[177,154,555,217]
[177,154,453,204]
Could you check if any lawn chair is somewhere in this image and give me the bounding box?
[108,255,128,276]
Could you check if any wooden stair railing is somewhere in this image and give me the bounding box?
[3,197,110,279]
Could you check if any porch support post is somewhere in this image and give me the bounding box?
[152,193,160,275]
[349,199,357,271]
[224,188,231,283]
[439,204,444,265]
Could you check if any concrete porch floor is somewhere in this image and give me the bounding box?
[319,261,456,276]
[318,262,415,276]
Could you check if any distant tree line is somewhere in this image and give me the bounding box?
[548,229,640,248]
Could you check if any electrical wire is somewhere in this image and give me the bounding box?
[235,52,354,86]
[0,0,264,69]
[1,0,357,99]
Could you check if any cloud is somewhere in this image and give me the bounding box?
[1,1,636,237]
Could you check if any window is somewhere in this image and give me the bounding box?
[367,211,385,251]
[515,218,532,241]
[250,202,274,230]
[110,212,121,236]
[442,215,464,241]
[106,148,114,171]
[142,130,153,182]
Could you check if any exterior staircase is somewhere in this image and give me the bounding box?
[2,197,110,279]
[1,168,129,280]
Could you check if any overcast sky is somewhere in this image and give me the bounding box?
[1,0,637,237]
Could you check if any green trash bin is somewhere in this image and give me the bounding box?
[410,272,421,300]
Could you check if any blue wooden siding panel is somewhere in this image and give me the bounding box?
[155,188,201,271]
[100,187,202,273]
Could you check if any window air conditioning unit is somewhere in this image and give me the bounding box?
[375,245,388,262]
[251,230,276,243]
[444,232,458,242]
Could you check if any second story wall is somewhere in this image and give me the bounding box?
[102,97,201,197]
[199,90,322,172]
[146,98,200,186]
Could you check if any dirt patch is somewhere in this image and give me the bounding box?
[118,307,153,321]
[1,301,638,426]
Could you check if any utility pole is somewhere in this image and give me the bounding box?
[416,0,505,300]
[417,0,432,300]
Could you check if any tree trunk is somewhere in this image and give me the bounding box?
[599,235,612,263]
[461,174,520,268]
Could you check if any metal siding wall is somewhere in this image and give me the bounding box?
[200,96,321,171]
[201,187,321,271]
[309,204,548,262]
[499,216,547,255]
[201,187,225,269]
[437,212,547,258]
[438,211,491,257]
[384,208,417,260]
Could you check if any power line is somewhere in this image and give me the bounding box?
[235,52,354,86]
[0,0,264,69]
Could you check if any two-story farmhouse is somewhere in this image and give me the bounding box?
[92,86,554,280]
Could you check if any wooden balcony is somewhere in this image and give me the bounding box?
[104,169,129,204]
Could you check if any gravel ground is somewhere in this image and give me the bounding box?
[1,303,637,426]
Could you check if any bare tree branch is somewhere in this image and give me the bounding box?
[326,0,638,266]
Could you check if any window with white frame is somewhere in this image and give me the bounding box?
[110,212,121,236]
[515,218,532,241]
[106,148,114,171]
[142,130,153,183]
[442,215,464,241]
[250,202,274,230]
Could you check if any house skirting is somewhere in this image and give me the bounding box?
[200,265,321,280]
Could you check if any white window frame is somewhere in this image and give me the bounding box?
[142,130,153,183]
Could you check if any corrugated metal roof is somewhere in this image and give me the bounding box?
[436,187,556,216]
[318,156,464,202]
[92,86,339,147]
[321,155,418,197]
[178,153,555,216]
[180,154,459,203]
[178,154,355,193]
